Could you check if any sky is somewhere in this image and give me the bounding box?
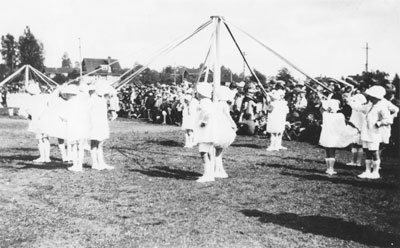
[1,0,400,80]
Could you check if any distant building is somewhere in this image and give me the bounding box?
[176,67,212,83]
[45,67,75,78]
[82,57,123,83]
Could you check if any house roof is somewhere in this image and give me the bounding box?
[82,58,122,76]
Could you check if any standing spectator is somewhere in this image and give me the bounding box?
[266,85,289,151]
[349,86,392,179]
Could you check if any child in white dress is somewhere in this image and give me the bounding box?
[181,94,199,148]
[212,86,237,178]
[18,83,51,163]
[346,94,367,167]
[40,85,71,163]
[195,83,215,182]
[60,84,91,172]
[319,99,358,175]
[266,89,289,151]
[89,83,114,170]
[349,86,392,179]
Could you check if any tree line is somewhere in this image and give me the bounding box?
[1,26,398,95]
[1,26,45,75]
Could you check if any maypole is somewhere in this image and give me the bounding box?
[211,16,222,102]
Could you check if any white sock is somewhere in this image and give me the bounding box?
[43,139,50,161]
[91,149,99,168]
[58,144,67,161]
[98,146,106,165]
[37,142,44,160]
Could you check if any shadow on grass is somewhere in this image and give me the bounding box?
[231,143,264,149]
[146,139,182,147]
[16,161,68,170]
[281,156,325,164]
[258,162,357,176]
[0,154,39,162]
[257,162,322,174]
[130,166,201,180]
[1,147,37,152]
[281,171,397,190]
[241,209,400,247]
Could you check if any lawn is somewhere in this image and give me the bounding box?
[0,116,399,248]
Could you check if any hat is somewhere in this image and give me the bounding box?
[322,99,340,113]
[351,93,367,105]
[185,88,194,94]
[365,85,386,100]
[216,86,234,102]
[61,84,79,95]
[183,94,192,101]
[237,81,245,88]
[26,83,41,95]
[269,89,285,101]
[196,83,212,98]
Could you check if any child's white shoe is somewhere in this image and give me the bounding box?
[358,171,372,178]
[368,171,380,179]
[68,165,83,172]
[325,169,337,175]
[196,175,215,183]
[33,158,45,164]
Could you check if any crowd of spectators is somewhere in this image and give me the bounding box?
[115,78,400,154]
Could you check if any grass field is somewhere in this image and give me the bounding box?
[0,116,399,248]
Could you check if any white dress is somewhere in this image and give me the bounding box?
[266,100,289,133]
[62,94,91,142]
[19,94,50,136]
[380,99,399,144]
[349,106,366,145]
[89,94,110,141]
[181,98,199,130]
[212,101,236,148]
[319,112,358,148]
[40,94,69,139]
[196,98,215,144]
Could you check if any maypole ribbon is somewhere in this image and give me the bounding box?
[0,66,27,88]
[225,19,333,93]
[29,66,59,89]
[222,19,269,98]
[114,19,213,90]
[113,27,195,88]
[195,21,217,86]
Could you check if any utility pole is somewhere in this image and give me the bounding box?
[79,37,83,77]
[242,51,246,80]
[363,42,370,72]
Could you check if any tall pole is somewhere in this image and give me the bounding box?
[211,16,222,102]
[242,52,246,80]
[79,37,83,78]
[363,42,370,72]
